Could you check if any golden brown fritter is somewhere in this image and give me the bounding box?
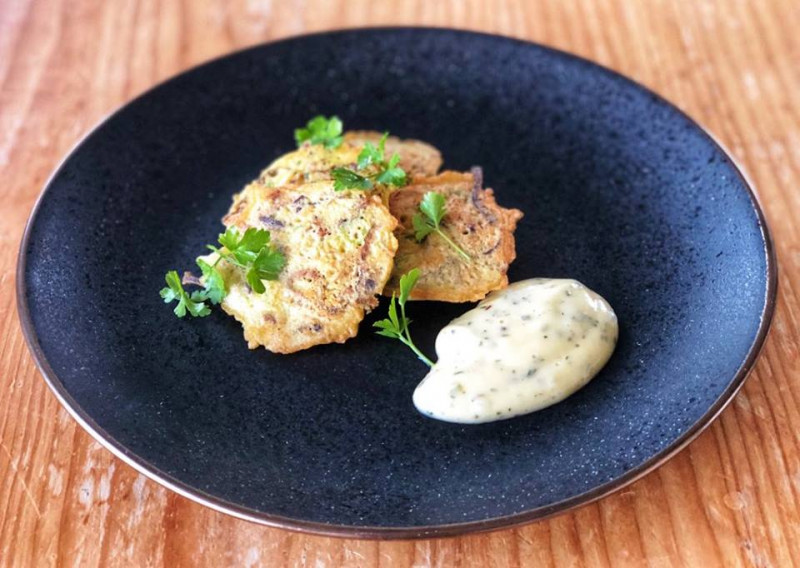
[227,133,442,220]
[214,180,398,353]
[384,168,523,303]
[343,131,443,179]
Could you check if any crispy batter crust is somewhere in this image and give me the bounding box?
[384,170,523,303]
[257,143,362,188]
[218,180,398,353]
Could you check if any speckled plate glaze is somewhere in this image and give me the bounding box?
[18,28,776,538]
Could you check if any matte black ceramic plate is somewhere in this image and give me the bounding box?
[18,28,776,538]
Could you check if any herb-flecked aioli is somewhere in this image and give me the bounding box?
[413,279,618,423]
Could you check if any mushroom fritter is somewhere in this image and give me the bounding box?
[384,168,523,303]
[228,132,442,219]
[216,180,398,353]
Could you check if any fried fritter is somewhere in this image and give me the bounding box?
[215,180,398,353]
[384,168,523,303]
[228,132,442,219]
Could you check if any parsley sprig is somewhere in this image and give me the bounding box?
[161,227,285,318]
[195,257,227,304]
[294,115,344,149]
[207,227,285,294]
[413,192,470,262]
[331,132,407,191]
[160,270,213,318]
[373,268,434,367]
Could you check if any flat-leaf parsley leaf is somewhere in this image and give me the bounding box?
[160,270,212,318]
[196,258,226,304]
[331,168,373,191]
[412,191,470,262]
[373,268,434,366]
[294,115,344,149]
[332,132,407,191]
[209,227,285,294]
[162,227,285,318]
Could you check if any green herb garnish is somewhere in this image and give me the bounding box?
[196,257,226,304]
[294,115,344,149]
[160,270,212,318]
[373,268,434,367]
[412,191,470,262]
[208,227,285,294]
[331,132,407,191]
[330,168,373,191]
[162,227,285,317]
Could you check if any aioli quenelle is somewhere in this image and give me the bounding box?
[414,279,618,423]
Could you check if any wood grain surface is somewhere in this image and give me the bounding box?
[1,0,798,566]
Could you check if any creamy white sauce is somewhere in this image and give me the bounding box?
[413,278,618,423]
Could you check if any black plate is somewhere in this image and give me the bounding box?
[18,28,776,538]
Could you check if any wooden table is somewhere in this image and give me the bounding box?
[2,0,798,565]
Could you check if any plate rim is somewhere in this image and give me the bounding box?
[15,26,779,540]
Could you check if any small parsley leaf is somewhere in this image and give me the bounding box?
[294,115,343,149]
[332,168,374,191]
[398,268,421,306]
[412,191,470,262]
[412,213,436,241]
[218,227,271,265]
[245,246,286,293]
[216,227,285,292]
[196,258,226,304]
[356,133,387,169]
[373,268,433,366]
[161,226,286,319]
[160,270,211,318]
[245,267,266,294]
[375,157,407,186]
[419,191,446,226]
[237,227,271,253]
[334,132,407,191]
